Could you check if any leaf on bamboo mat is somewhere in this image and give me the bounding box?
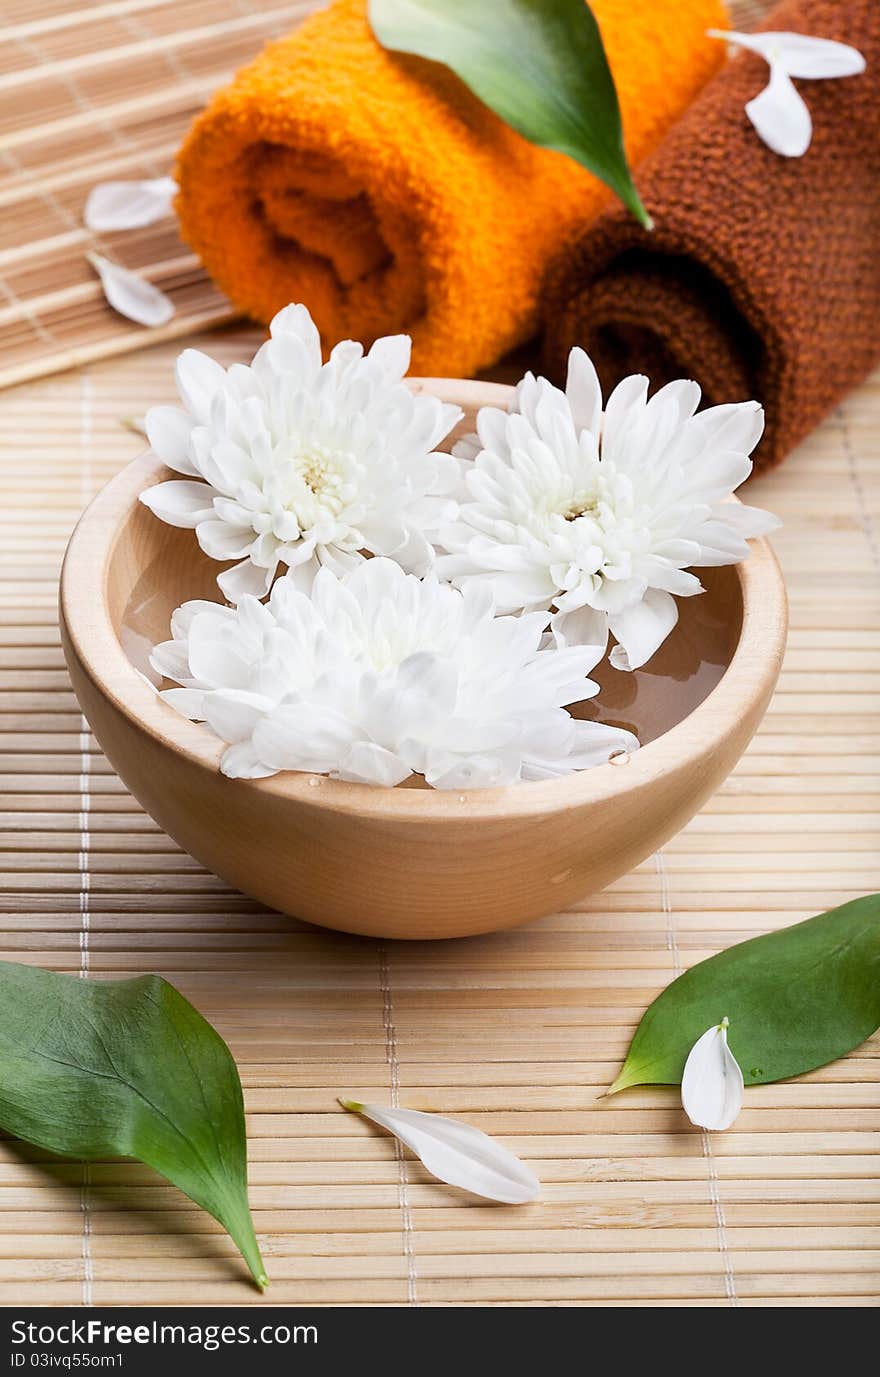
[87,253,175,328]
[609,895,880,1094]
[0,963,267,1290]
[339,1099,539,1203]
[369,0,651,226]
[84,178,178,232]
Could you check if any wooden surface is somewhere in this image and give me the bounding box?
[0,0,768,391]
[0,326,877,1306]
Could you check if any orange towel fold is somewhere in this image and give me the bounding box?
[176,0,726,376]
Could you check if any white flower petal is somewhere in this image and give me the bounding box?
[217,558,275,604]
[144,406,198,475]
[252,704,360,773]
[681,1018,744,1131]
[220,742,278,779]
[187,630,251,690]
[608,589,679,671]
[367,333,411,378]
[335,742,413,786]
[84,176,177,231]
[340,1101,539,1204]
[452,432,482,463]
[195,519,256,562]
[159,687,205,719]
[175,349,226,423]
[201,689,272,743]
[549,604,609,654]
[564,346,603,439]
[138,480,214,528]
[770,33,865,79]
[746,63,812,157]
[269,303,322,368]
[87,252,174,327]
[718,502,783,539]
[709,28,865,79]
[170,599,233,641]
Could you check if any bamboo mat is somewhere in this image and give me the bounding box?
[0,0,771,391]
[0,326,877,1307]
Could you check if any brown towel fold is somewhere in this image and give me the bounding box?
[542,0,880,469]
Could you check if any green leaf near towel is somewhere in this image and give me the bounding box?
[609,895,880,1094]
[0,963,267,1290]
[369,0,651,228]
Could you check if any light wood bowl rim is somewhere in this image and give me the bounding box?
[60,377,788,822]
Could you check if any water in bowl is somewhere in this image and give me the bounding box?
[121,549,738,752]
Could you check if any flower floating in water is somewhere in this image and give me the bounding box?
[437,347,779,670]
[708,29,865,158]
[140,304,462,602]
[681,1017,744,1131]
[152,558,637,788]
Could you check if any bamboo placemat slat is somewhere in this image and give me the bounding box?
[0,0,770,391]
[0,327,877,1307]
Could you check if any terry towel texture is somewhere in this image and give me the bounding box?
[543,0,880,470]
[175,0,726,377]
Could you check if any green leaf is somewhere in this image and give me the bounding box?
[609,896,880,1094]
[0,963,267,1290]
[368,0,651,227]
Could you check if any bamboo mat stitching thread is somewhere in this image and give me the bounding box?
[77,367,95,1310]
[12,31,163,177]
[118,8,193,86]
[379,946,419,1306]
[839,406,880,572]
[655,848,739,1307]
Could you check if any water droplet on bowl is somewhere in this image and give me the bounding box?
[307,776,320,787]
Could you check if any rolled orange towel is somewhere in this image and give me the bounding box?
[176,0,727,376]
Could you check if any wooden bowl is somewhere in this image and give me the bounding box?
[60,380,787,940]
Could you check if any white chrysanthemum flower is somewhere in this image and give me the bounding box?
[140,304,462,602]
[151,558,638,789]
[437,348,780,671]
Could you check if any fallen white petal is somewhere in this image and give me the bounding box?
[746,63,812,157]
[339,1100,539,1203]
[708,28,865,80]
[84,177,177,231]
[681,1017,744,1132]
[87,252,175,327]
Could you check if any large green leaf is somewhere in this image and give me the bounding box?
[609,896,880,1094]
[369,0,650,227]
[0,963,266,1289]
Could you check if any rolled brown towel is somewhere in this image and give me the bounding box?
[542,0,880,469]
